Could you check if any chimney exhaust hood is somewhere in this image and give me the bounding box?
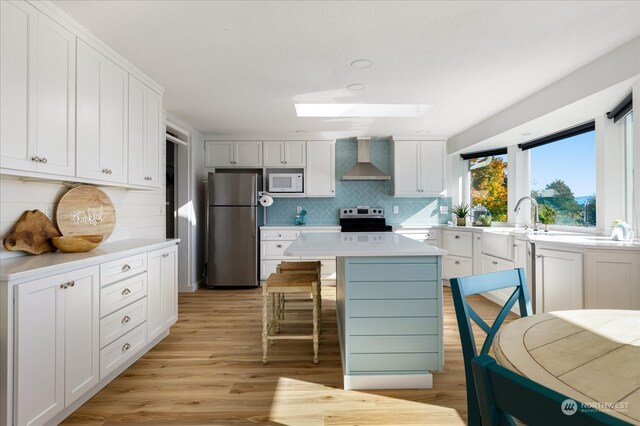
[342,138,391,181]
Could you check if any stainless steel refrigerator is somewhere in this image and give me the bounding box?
[207,172,263,288]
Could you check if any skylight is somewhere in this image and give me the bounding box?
[294,104,433,117]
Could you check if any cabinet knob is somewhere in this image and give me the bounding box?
[31,156,41,162]
[276,244,283,248]
[121,288,131,296]
[122,343,131,352]
[536,255,542,259]
[60,283,68,289]
[162,253,169,258]
[277,233,282,237]
[102,168,109,174]
[454,235,461,239]
[513,244,518,247]
[41,157,47,164]
[492,261,498,265]
[454,260,460,265]
[69,280,75,287]
[121,315,131,324]
[121,264,131,272]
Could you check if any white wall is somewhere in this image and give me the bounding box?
[0,176,165,259]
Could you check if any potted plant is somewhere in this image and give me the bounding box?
[452,204,470,226]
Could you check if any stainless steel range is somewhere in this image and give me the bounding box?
[339,206,392,232]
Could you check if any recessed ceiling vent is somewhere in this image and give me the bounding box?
[342,138,391,181]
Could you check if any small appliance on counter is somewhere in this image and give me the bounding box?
[207,172,263,288]
[339,206,392,232]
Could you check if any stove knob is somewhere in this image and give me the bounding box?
[343,209,348,214]
[348,209,353,213]
[373,209,378,214]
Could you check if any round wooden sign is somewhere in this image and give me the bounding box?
[56,186,116,239]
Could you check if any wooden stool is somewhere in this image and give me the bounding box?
[275,261,322,328]
[262,272,319,364]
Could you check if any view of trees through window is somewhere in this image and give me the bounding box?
[530,131,596,227]
[470,154,508,222]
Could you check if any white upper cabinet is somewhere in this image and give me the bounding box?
[0,2,76,176]
[263,141,306,167]
[128,76,162,187]
[306,141,335,197]
[76,39,128,183]
[393,140,445,197]
[205,141,263,167]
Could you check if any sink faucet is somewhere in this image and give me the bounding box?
[514,196,540,231]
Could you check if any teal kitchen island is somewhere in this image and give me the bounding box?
[285,232,447,390]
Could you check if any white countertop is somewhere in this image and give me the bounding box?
[0,239,180,282]
[284,232,447,257]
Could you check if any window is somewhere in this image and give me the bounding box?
[470,154,508,222]
[624,111,634,224]
[529,131,596,227]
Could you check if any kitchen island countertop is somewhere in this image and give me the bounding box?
[284,232,447,257]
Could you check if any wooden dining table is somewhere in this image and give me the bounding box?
[493,309,640,424]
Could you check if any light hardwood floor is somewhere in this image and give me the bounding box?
[63,284,515,425]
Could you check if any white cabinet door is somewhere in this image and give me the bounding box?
[472,233,483,274]
[16,265,99,426]
[419,141,445,195]
[76,39,128,183]
[536,248,583,312]
[263,141,284,166]
[147,246,178,341]
[0,0,35,172]
[205,141,234,167]
[63,267,100,406]
[284,141,306,167]
[235,141,263,167]
[128,76,161,187]
[393,141,421,196]
[585,251,640,310]
[306,141,335,197]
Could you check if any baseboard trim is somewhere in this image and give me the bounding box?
[343,373,433,390]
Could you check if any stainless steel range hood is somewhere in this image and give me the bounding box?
[342,138,391,181]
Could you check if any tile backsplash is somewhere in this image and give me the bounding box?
[265,138,451,226]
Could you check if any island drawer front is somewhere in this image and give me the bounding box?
[261,240,294,258]
[100,274,147,318]
[348,262,438,282]
[443,255,472,279]
[349,299,438,317]
[350,335,438,353]
[319,259,336,279]
[260,260,281,280]
[349,281,438,299]
[350,353,439,372]
[100,323,147,379]
[444,231,473,257]
[260,230,300,240]
[100,253,147,286]
[350,317,438,335]
[100,297,147,348]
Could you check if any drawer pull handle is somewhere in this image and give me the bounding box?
[492,261,498,265]
[41,157,47,164]
[32,156,41,162]
[69,280,75,287]
[277,233,282,237]
[121,288,131,296]
[122,315,131,324]
[121,264,131,272]
[162,253,169,258]
[122,343,131,351]
[276,244,283,248]
[454,235,461,239]
[454,261,460,265]
[60,283,68,289]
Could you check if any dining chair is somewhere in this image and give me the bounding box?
[472,354,628,425]
[450,268,532,426]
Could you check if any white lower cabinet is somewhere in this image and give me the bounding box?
[5,242,178,426]
[442,229,477,279]
[147,246,178,341]
[535,247,583,312]
[481,254,515,303]
[585,250,640,310]
[15,265,99,426]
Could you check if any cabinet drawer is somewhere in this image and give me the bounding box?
[100,253,147,286]
[443,231,473,257]
[261,240,294,258]
[349,299,438,317]
[443,255,473,279]
[100,323,147,379]
[483,232,515,261]
[350,317,438,335]
[100,274,147,317]
[100,297,147,348]
[260,229,300,240]
[348,261,438,282]
[350,353,439,373]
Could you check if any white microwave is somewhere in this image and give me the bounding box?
[269,173,303,193]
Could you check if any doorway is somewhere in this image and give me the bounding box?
[166,142,176,238]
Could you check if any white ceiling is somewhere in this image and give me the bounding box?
[54,0,640,140]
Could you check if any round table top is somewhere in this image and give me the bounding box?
[494,309,640,424]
